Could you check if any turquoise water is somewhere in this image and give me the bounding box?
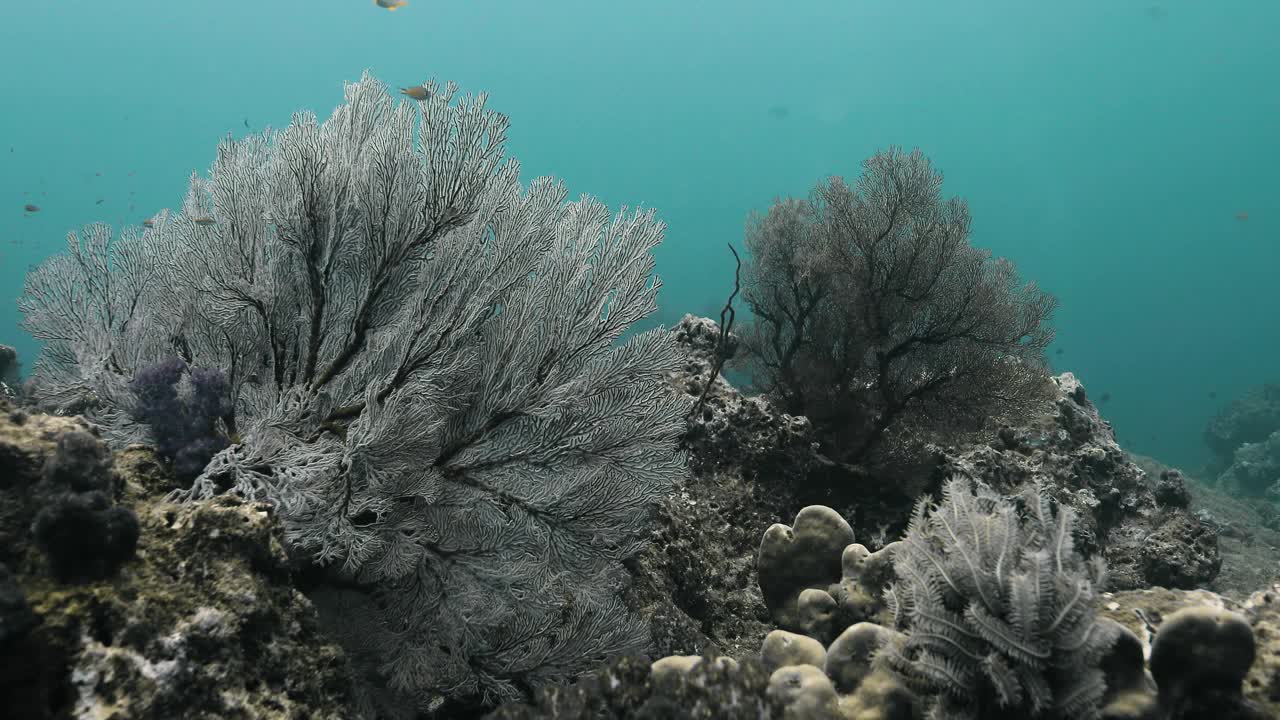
[1,1,1276,471]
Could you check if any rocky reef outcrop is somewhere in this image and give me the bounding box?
[1215,430,1280,498]
[672,314,826,486]
[0,344,20,401]
[939,372,1221,590]
[0,400,357,719]
[1204,383,1280,469]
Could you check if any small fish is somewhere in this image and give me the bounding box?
[1099,391,1112,404]
[191,216,217,226]
[767,105,791,120]
[143,218,155,228]
[94,171,102,177]
[1209,390,1217,399]
[1054,347,1064,356]
[400,86,430,100]
[128,171,135,177]
[244,118,250,129]
[95,198,105,205]
[1235,211,1249,222]
[375,0,408,9]
[23,203,40,213]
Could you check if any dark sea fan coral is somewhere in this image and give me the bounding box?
[738,147,1056,465]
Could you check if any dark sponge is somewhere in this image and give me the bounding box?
[32,491,139,581]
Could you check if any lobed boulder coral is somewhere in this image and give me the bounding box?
[757,505,897,644]
[1098,584,1280,719]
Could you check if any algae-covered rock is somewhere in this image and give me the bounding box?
[940,372,1221,591]
[0,402,357,719]
[488,651,782,719]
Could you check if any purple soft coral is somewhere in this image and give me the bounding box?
[129,358,231,483]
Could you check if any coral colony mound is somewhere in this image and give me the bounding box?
[2,74,1276,720]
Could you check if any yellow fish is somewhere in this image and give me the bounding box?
[400,86,430,100]
[375,0,408,10]
[192,216,217,226]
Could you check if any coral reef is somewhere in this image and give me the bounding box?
[1128,451,1280,598]
[6,375,1270,719]
[1203,382,1280,501]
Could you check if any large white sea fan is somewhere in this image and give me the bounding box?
[19,71,690,709]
